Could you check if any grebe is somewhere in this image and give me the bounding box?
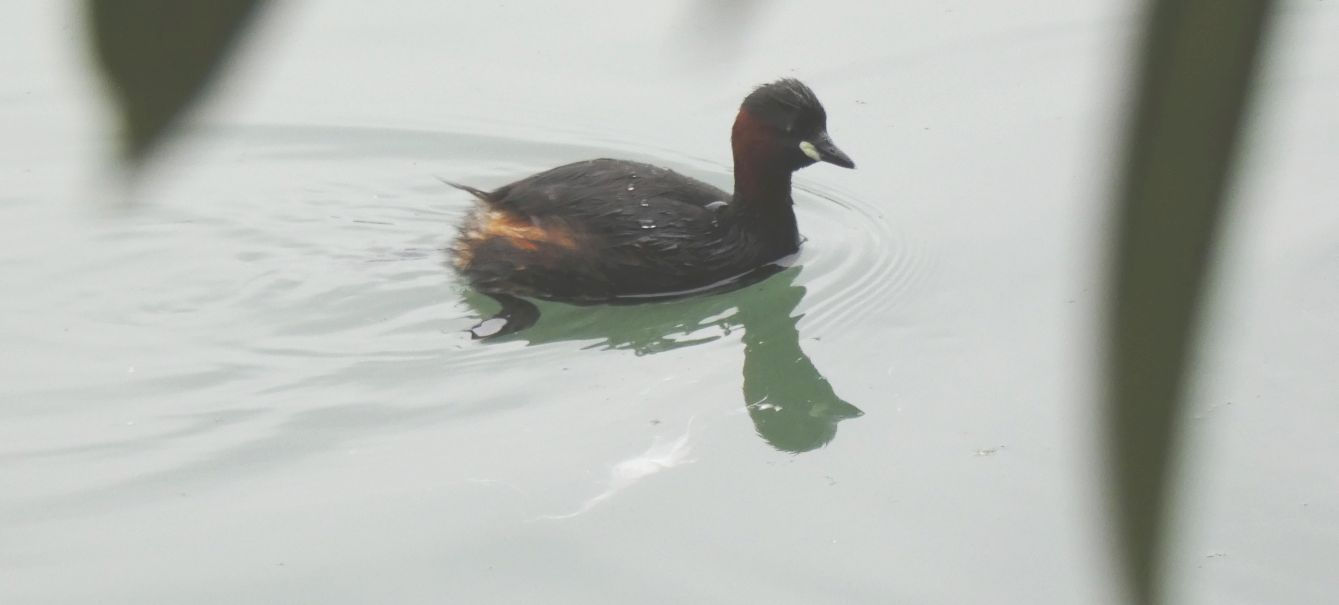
[449,78,854,338]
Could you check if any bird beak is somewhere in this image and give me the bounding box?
[805,132,855,169]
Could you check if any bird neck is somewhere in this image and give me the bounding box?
[731,110,799,252]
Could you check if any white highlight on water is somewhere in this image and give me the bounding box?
[537,417,696,520]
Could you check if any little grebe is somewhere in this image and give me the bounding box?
[449,78,854,338]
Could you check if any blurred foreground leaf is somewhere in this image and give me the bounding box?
[87,0,265,167]
[1107,1,1273,603]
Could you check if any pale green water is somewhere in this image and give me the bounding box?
[2,2,1337,603]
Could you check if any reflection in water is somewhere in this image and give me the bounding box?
[736,273,863,453]
[463,266,862,452]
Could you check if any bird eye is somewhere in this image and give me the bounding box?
[789,113,817,136]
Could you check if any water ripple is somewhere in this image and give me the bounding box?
[66,122,922,414]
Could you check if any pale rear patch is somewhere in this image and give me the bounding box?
[453,209,576,269]
[480,210,575,249]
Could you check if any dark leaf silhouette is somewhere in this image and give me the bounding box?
[1106,1,1274,603]
[87,0,265,166]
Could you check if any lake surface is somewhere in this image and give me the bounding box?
[3,1,1337,603]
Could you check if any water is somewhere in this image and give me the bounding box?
[3,1,1338,603]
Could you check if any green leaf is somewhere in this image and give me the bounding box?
[1106,1,1274,603]
[87,0,265,167]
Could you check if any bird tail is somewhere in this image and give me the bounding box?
[436,177,492,201]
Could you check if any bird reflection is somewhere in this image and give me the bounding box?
[461,266,862,452]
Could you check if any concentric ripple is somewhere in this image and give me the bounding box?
[82,122,928,403]
[568,130,930,339]
[790,176,929,335]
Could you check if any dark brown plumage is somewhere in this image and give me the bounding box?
[449,78,854,338]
